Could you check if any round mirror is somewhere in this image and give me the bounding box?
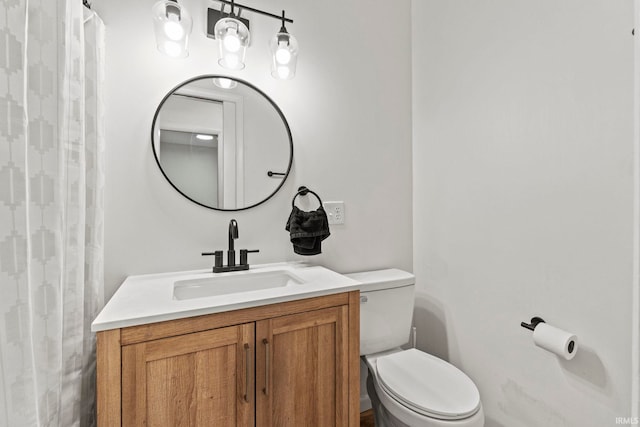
[151,75,293,210]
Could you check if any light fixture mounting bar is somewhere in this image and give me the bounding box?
[216,0,293,24]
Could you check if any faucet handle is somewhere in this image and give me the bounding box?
[202,250,224,268]
[240,249,259,266]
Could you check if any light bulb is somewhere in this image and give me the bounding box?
[164,41,182,57]
[164,19,184,41]
[214,17,248,69]
[270,29,297,79]
[196,134,214,141]
[223,28,241,52]
[152,0,192,58]
[277,66,290,79]
[223,54,239,69]
[275,45,291,65]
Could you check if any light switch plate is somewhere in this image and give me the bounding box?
[323,201,345,225]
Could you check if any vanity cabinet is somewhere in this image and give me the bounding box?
[121,324,255,426]
[96,291,360,427]
[256,306,349,426]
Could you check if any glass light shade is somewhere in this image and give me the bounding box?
[214,17,250,70]
[213,77,238,89]
[152,0,192,58]
[269,31,298,80]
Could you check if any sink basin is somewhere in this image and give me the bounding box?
[173,270,305,300]
[92,263,363,332]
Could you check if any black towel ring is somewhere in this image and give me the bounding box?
[292,186,323,208]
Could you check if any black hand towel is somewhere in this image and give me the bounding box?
[285,206,331,255]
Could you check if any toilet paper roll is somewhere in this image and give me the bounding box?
[532,323,578,360]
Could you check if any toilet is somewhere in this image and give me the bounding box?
[346,269,484,427]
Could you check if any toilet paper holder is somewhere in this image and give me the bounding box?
[520,316,577,358]
[520,316,546,331]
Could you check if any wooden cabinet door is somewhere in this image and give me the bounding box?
[122,323,254,427]
[256,306,349,427]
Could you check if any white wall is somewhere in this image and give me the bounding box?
[93,0,413,300]
[412,1,635,426]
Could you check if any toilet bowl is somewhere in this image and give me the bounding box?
[346,269,484,427]
[365,349,484,427]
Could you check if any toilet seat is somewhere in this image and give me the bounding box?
[373,349,481,421]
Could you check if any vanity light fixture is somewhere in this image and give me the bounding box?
[208,0,297,79]
[152,0,193,58]
[269,11,298,80]
[213,0,250,70]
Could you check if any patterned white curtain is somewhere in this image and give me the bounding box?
[0,1,105,426]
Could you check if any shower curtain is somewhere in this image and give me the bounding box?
[0,0,105,426]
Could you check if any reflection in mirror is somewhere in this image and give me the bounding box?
[159,131,221,207]
[151,75,293,211]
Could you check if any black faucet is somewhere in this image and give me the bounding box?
[202,219,259,273]
[228,219,238,267]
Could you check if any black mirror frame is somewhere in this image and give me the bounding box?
[151,75,294,211]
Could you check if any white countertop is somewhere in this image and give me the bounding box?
[92,262,362,332]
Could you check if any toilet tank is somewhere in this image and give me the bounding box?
[345,269,415,356]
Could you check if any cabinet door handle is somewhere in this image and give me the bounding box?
[243,343,250,403]
[262,338,270,396]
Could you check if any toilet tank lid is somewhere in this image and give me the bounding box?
[345,269,414,291]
